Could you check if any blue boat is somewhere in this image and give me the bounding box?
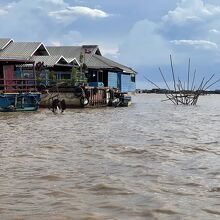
[0,93,40,112]
[0,57,41,112]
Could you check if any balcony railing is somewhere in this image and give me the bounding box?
[0,78,37,93]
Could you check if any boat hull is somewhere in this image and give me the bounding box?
[0,93,41,112]
[119,96,132,107]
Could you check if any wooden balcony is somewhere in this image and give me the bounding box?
[0,78,37,93]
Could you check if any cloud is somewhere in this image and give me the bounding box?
[0,0,112,56]
[0,0,67,41]
[43,0,65,4]
[158,0,220,58]
[73,0,85,4]
[118,0,220,69]
[49,6,110,22]
[49,30,82,46]
[96,44,119,59]
[162,0,220,25]
[0,2,14,16]
[116,0,220,88]
[0,9,7,16]
[118,19,173,67]
[50,41,61,46]
[170,39,218,49]
[209,29,220,34]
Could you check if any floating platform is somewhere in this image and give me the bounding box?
[40,86,131,108]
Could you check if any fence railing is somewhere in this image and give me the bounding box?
[0,78,37,93]
[87,88,108,107]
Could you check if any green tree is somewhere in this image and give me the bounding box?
[71,67,80,85]
[49,71,56,81]
[79,51,84,64]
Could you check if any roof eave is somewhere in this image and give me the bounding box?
[55,55,68,65]
[0,58,34,64]
[68,58,80,66]
[54,64,76,68]
[31,43,50,57]
[1,39,14,50]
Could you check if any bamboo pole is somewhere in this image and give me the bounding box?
[159,67,177,102]
[204,78,220,91]
[145,56,220,106]
[170,55,177,93]
[191,69,196,91]
[187,58,190,91]
[144,76,160,89]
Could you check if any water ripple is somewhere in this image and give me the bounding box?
[0,94,220,219]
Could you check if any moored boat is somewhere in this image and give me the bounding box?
[109,91,132,107]
[0,92,40,112]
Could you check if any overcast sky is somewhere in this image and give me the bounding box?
[1,0,220,89]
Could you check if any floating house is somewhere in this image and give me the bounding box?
[0,39,41,111]
[0,38,136,93]
[0,38,45,90]
[0,38,49,78]
[47,45,136,92]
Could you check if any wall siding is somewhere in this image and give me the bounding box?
[108,72,136,92]
[120,73,136,92]
[108,72,118,88]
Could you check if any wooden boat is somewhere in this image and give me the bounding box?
[0,58,41,112]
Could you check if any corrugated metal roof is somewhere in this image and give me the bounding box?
[66,57,80,66]
[0,56,34,63]
[0,42,49,57]
[0,55,31,60]
[0,38,13,50]
[87,54,136,74]
[47,45,136,73]
[0,40,136,73]
[47,46,81,59]
[47,45,98,63]
[32,55,68,67]
[47,45,135,73]
[86,55,112,69]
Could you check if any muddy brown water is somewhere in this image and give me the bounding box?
[0,94,220,220]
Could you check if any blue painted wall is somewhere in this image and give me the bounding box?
[108,72,136,92]
[120,73,136,92]
[108,72,118,88]
[15,67,22,78]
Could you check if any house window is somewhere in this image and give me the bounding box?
[131,74,135,82]
[61,73,71,79]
